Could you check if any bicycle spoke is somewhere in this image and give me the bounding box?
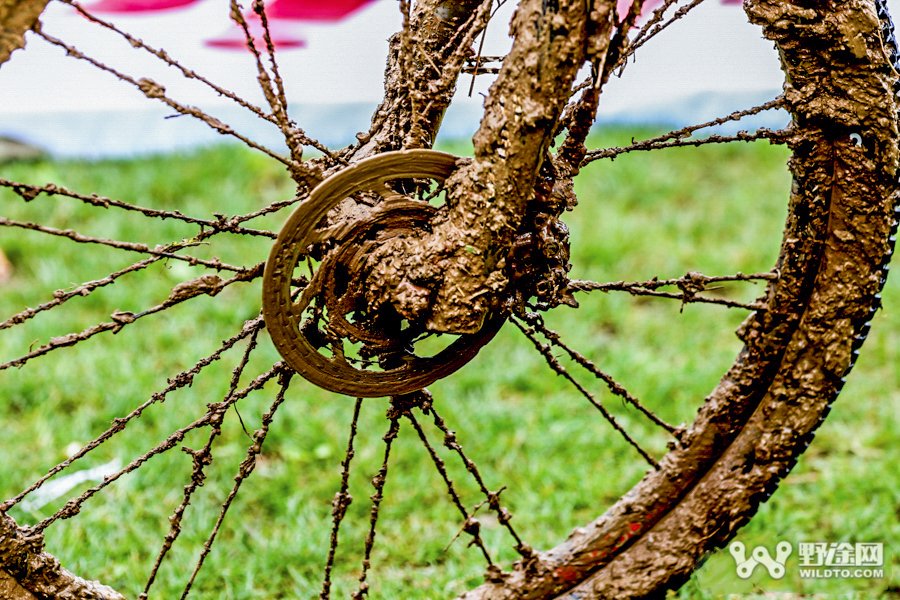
[0,215,247,271]
[1,176,310,255]
[254,1,290,122]
[0,316,265,513]
[422,396,532,559]
[60,0,275,126]
[581,96,785,165]
[142,325,263,597]
[352,408,401,599]
[619,0,707,69]
[33,27,307,174]
[0,177,276,238]
[642,96,783,146]
[466,1,508,95]
[231,194,305,224]
[319,397,364,600]
[556,0,648,154]
[573,288,765,310]
[0,177,302,333]
[398,391,493,565]
[517,311,681,437]
[626,0,682,49]
[178,366,293,600]
[0,255,161,330]
[511,317,662,470]
[228,0,284,118]
[28,360,279,533]
[227,0,333,172]
[568,270,775,311]
[0,265,263,371]
[583,125,790,164]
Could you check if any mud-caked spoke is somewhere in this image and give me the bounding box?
[462,54,505,76]
[31,360,283,534]
[594,97,786,162]
[511,317,662,470]
[465,0,508,94]
[143,324,264,598]
[396,390,494,565]
[0,215,247,271]
[254,1,290,120]
[0,254,162,331]
[352,409,401,599]
[0,316,266,513]
[569,270,776,311]
[421,397,532,559]
[0,178,298,336]
[34,27,307,174]
[0,177,276,238]
[0,263,263,371]
[177,367,293,600]
[626,0,683,50]
[583,122,790,164]
[620,0,708,68]
[517,310,681,437]
[230,0,288,120]
[62,0,280,129]
[227,0,340,171]
[320,398,364,600]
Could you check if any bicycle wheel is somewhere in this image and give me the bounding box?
[0,0,897,598]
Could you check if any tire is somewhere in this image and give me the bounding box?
[0,0,897,598]
[456,0,898,597]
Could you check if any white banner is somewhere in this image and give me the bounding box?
[1,0,891,157]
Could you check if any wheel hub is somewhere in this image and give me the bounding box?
[262,149,505,397]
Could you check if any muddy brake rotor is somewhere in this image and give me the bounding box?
[262,149,505,397]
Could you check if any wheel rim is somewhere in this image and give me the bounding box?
[0,0,896,598]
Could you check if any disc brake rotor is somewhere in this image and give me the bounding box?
[262,149,505,398]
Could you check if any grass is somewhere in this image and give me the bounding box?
[0,131,897,599]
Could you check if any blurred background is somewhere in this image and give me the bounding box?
[0,0,794,158]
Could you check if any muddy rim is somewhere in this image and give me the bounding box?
[0,0,897,598]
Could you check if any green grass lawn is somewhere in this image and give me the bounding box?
[1,131,897,599]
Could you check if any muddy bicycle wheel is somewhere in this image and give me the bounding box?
[0,0,898,598]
